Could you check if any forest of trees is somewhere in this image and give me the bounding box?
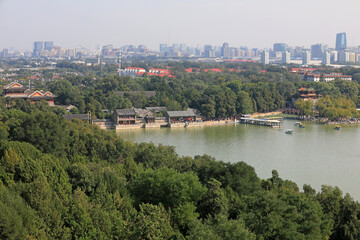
[1,100,360,239]
[3,61,355,121]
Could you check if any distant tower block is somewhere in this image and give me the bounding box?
[261,51,269,64]
[302,50,311,65]
[336,32,347,51]
[282,51,290,64]
[322,51,331,65]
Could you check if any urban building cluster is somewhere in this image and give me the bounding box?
[1,33,360,67]
[158,43,259,58]
[260,33,360,66]
[31,41,96,59]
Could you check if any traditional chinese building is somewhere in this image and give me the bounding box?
[2,82,56,105]
[113,108,136,125]
[292,87,320,105]
[165,109,197,123]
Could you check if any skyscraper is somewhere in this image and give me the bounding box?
[34,41,43,51]
[44,41,54,51]
[273,43,287,52]
[179,44,186,53]
[172,44,180,52]
[282,51,290,64]
[33,41,43,57]
[302,50,311,65]
[204,45,215,58]
[336,33,347,50]
[261,51,269,64]
[311,44,326,59]
[322,51,331,65]
[221,42,231,58]
[204,45,212,52]
[338,51,350,63]
[159,44,167,52]
[0,49,9,58]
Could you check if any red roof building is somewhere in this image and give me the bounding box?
[2,82,57,105]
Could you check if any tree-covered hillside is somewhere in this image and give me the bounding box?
[1,103,360,239]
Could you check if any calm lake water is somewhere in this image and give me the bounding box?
[118,120,360,200]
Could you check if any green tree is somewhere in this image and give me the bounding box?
[236,91,253,114]
[197,178,229,219]
[130,203,175,240]
[294,99,314,116]
[130,168,207,209]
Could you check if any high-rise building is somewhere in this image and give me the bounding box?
[33,41,43,57]
[336,33,347,50]
[179,44,186,53]
[0,48,9,58]
[282,51,290,64]
[322,51,331,65]
[221,42,231,58]
[159,44,167,52]
[204,45,212,52]
[302,50,311,65]
[252,48,259,57]
[292,46,304,59]
[330,51,338,63]
[34,41,43,51]
[338,51,349,63]
[101,44,114,57]
[349,52,356,63]
[172,44,180,52]
[261,51,269,64]
[356,54,360,64]
[44,41,54,51]
[204,45,215,58]
[195,47,201,56]
[311,44,326,59]
[273,43,287,52]
[67,49,76,58]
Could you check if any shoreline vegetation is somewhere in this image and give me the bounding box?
[254,112,360,125]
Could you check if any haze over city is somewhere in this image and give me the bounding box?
[1,0,359,50]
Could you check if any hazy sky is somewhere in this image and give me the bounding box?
[0,0,359,50]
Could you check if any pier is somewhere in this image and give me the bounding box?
[239,118,283,128]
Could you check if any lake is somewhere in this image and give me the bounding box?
[118,120,360,200]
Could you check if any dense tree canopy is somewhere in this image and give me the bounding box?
[0,104,358,239]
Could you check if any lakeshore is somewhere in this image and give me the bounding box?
[90,109,360,131]
[118,120,360,201]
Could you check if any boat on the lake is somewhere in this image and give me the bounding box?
[285,129,294,134]
[334,125,341,130]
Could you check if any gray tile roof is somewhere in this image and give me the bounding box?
[145,107,167,112]
[166,110,196,118]
[115,108,136,116]
[133,108,156,118]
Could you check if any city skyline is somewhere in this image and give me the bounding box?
[0,0,359,50]
[1,35,359,53]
